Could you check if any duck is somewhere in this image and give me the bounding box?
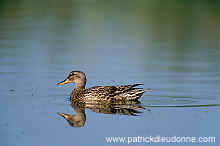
[57,71,150,101]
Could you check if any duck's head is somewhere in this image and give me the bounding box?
[57,71,86,86]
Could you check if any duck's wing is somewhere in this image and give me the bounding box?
[113,84,144,94]
[84,86,118,98]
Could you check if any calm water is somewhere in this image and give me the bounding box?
[0,0,220,146]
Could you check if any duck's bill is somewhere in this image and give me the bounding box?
[57,79,70,85]
[57,112,71,119]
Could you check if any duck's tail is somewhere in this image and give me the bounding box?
[129,88,151,100]
[115,88,150,101]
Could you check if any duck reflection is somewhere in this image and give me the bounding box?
[57,101,149,127]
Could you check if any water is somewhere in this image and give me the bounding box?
[0,0,220,146]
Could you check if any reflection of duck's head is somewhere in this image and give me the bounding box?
[57,107,86,127]
[57,71,86,87]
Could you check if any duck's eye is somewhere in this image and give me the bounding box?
[70,72,75,75]
[68,73,74,78]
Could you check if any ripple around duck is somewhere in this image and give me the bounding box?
[143,104,220,108]
[141,95,220,108]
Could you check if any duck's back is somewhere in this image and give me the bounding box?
[80,84,150,101]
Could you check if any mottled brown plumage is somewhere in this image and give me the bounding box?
[57,71,150,101]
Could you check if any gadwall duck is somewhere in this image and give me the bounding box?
[57,71,150,101]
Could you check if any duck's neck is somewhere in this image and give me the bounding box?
[71,83,85,100]
[75,82,86,89]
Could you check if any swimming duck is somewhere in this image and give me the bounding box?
[57,71,150,101]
